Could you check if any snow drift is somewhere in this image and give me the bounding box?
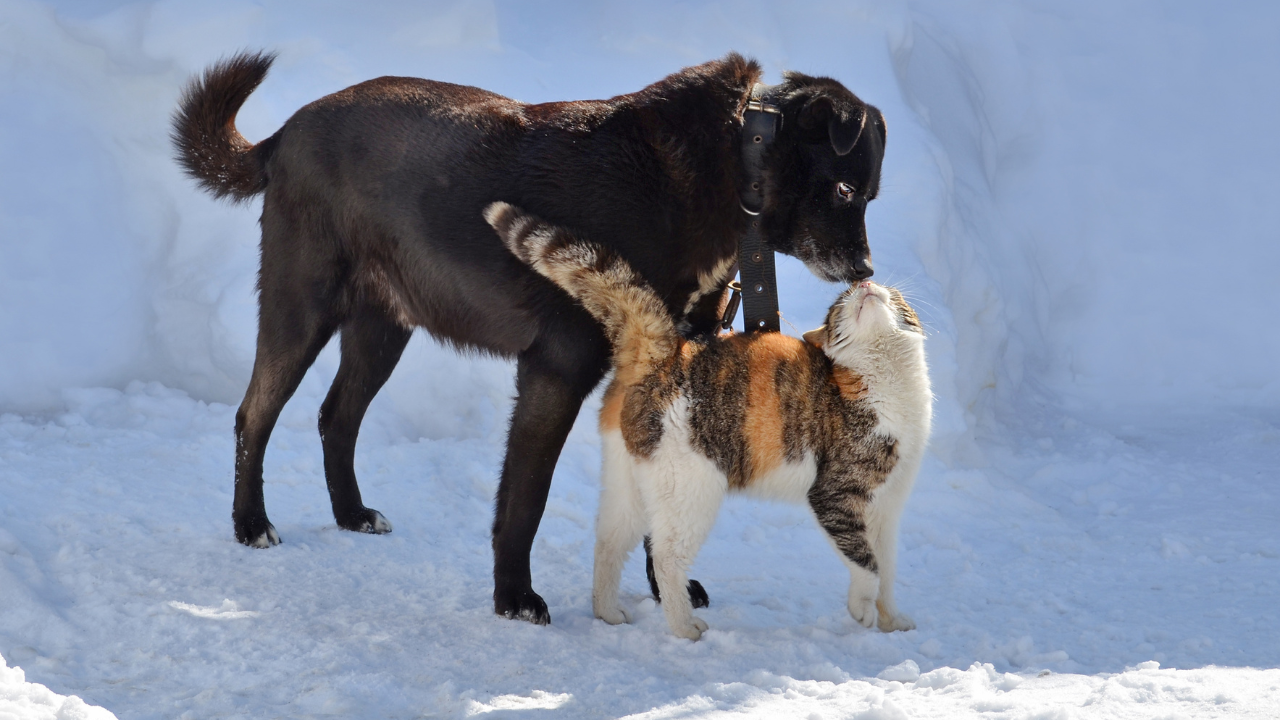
[3,0,1276,440]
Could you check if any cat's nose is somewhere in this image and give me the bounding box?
[858,281,873,289]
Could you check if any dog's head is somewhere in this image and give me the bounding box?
[766,73,886,284]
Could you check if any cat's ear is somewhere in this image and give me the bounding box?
[803,325,829,348]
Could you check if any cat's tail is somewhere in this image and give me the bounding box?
[484,202,679,378]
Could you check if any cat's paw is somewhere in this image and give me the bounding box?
[847,567,880,628]
[595,604,632,625]
[849,595,877,628]
[671,616,709,641]
[878,610,916,633]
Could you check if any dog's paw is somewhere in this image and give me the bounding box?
[688,580,710,609]
[235,515,280,548]
[595,604,632,625]
[338,507,392,535]
[671,616,709,641]
[494,587,551,626]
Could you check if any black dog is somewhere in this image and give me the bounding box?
[172,51,885,624]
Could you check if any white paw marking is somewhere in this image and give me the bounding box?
[368,511,392,534]
[515,607,543,623]
[249,526,280,548]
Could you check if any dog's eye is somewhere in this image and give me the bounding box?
[836,182,855,200]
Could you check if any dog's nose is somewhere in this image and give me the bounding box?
[852,258,874,280]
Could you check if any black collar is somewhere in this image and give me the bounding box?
[728,83,782,333]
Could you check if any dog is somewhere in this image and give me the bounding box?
[172,51,886,624]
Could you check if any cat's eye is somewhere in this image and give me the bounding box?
[836,182,855,200]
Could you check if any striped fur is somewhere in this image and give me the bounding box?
[487,204,931,640]
[486,202,678,387]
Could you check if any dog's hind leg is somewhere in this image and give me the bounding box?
[318,300,412,535]
[492,308,610,625]
[233,203,343,548]
[234,311,339,547]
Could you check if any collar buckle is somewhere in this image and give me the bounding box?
[744,99,781,115]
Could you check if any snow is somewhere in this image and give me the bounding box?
[0,653,116,720]
[2,388,1276,716]
[2,0,1278,718]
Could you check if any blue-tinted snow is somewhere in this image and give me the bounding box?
[1,1,1278,717]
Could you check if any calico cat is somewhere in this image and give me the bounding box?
[484,202,931,640]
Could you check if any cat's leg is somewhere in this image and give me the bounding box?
[868,491,915,632]
[593,430,646,625]
[643,537,710,608]
[809,482,881,629]
[641,452,724,641]
[866,469,918,632]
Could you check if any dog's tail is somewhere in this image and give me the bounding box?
[171,51,279,202]
[484,202,679,378]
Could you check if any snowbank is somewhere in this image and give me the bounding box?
[4,0,1276,436]
[895,1,1280,425]
[629,662,1280,719]
[0,654,116,720]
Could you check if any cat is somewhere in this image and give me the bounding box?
[484,201,931,640]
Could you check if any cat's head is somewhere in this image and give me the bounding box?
[802,281,922,361]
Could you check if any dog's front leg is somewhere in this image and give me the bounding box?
[492,318,609,625]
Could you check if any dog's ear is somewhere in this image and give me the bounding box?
[802,325,829,348]
[798,96,865,156]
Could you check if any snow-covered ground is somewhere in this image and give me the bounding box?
[2,381,1279,718]
[2,1,1278,718]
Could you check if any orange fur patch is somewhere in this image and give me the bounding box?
[679,340,696,364]
[741,333,810,485]
[832,366,868,401]
[876,598,892,628]
[599,382,624,432]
